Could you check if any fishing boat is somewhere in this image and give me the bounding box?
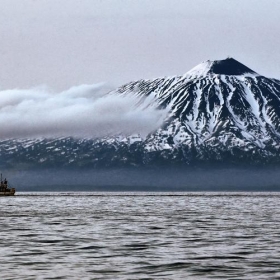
[0,174,15,196]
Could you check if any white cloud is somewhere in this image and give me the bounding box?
[0,83,169,139]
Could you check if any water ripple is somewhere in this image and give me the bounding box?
[1,192,280,279]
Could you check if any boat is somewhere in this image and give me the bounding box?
[0,174,15,196]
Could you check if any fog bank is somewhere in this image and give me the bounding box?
[0,83,168,139]
[6,167,280,191]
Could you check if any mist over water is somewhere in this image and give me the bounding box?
[8,167,280,191]
[2,192,280,279]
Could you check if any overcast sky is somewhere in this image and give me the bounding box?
[1,0,280,90]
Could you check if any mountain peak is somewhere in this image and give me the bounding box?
[186,57,258,78]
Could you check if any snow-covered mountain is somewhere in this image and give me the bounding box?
[2,57,280,169]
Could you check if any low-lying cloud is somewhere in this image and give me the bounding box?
[0,83,169,139]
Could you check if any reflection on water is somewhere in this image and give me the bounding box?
[1,192,280,279]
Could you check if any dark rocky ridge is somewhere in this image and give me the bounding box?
[209,58,257,75]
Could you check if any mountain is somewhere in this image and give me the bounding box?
[2,57,280,170]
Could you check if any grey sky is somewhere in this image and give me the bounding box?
[1,0,280,90]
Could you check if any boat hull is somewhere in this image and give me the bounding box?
[0,190,15,196]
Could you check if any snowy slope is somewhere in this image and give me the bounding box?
[116,58,280,153]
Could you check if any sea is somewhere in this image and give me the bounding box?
[1,192,280,280]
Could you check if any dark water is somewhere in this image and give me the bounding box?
[1,192,280,279]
